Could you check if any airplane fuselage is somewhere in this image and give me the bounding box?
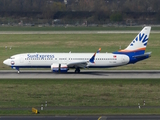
[3,53,129,69]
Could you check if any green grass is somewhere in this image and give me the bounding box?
[0,26,160,31]
[1,108,160,115]
[37,108,160,115]
[0,79,160,115]
[0,33,160,70]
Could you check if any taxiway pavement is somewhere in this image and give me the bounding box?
[0,70,160,79]
[0,31,159,34]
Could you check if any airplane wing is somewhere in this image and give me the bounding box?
[67,61,88,68]
[67,49,99,68]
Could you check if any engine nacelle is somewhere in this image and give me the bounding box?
[51,63,68,72]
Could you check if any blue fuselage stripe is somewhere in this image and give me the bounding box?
[113,50,148,64]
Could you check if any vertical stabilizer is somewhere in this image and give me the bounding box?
[123,26,151,53]
[114,26,152,63]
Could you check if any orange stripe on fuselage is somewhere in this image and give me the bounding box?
[118,47,146,52]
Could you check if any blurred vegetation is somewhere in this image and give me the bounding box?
[0,0,160,24]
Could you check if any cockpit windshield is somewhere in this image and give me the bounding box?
[9,57,15,59]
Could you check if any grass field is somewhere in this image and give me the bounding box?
[0,79,160,115]
[0,26,153,31]
[0,33,160,70]
[0,26,160,31]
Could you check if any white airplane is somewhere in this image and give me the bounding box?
[3,26,151,73]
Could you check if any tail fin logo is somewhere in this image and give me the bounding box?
[116,26,151,53]
[130,33,148,47]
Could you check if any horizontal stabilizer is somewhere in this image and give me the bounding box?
[133,52,152,58]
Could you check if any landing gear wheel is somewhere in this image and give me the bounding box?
[16,67,20,74]
[75,68,80,73]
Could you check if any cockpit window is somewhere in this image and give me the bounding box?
[10,57,15,59]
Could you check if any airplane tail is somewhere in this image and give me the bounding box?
[121,26,151,53]
[113,26,151,63]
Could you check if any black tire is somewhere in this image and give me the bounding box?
[75,68,80,73]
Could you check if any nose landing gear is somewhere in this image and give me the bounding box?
[15,67,20,74]
[11,66,20,73]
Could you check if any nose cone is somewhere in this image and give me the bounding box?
[3,59,10,66]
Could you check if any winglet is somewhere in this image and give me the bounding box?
[89,48,100,63]
[89,52,96,63]
[97,48,101,53]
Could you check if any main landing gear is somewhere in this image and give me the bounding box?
[75,68,80,73]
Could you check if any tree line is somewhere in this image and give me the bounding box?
[0,0,160,23]
[0,0,159,12]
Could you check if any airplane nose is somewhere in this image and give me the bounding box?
[3,59,9,65]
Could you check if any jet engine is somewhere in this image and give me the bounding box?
[51,63,68,72]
